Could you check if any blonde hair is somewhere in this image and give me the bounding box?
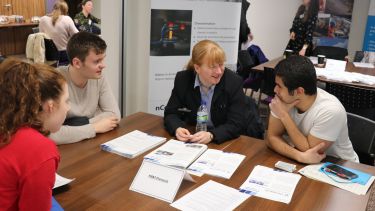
[51,1,68,26]
[186,40,226,70]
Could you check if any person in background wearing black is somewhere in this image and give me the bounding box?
[286,0,319,56]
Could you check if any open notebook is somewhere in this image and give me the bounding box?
[101,130,166,159]
[144,139,208,169]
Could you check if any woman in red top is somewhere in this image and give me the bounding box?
[0,58,70,210]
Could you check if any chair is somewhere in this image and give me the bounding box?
[44,38,60,67]
[237,50,261,97]
[257,67,275,106]
[325,83,375,121]
[347,112,375,165]
[312,46,348,61]
[32,27,39,33]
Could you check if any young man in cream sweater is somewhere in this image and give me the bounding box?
[50,32,120,144]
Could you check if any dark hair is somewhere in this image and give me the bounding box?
[296,0,319,22]
[274,55,317,95]
[66,31,107,64]
[0,58,66,146]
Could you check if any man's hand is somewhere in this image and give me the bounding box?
[290,32,296,40]
[190,131,213,144]
[175,127,192,142]
[93,116,119,133]
[298,142,326,164]
[269,95,299,119]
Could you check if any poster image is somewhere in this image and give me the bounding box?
[150,9,192,56]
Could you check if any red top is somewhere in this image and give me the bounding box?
[0,127,60,211]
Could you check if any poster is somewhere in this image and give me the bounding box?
[313,0,354,48]
[363,0,375,52]
[148,0,241,115]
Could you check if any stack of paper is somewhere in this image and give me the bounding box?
[188,149,245,179]
[171,180,250,211]
[101,130,166,159]
[239,165,301,204]
[299,163,375,195]
[144,140,208,169]
[353,62,375,68]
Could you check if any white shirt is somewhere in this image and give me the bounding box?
[273,88,359,162]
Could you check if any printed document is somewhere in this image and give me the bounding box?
[171,180,249,211]
[54,174,74,189]
[239,165,301,204]
[188,149,245,179]
[144,139,208,169]
[101,130,166,158]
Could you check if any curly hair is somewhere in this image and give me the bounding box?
[0,58,66,147]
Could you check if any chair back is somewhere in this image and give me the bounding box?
[312,46,348,61]
[347,112,375,165]
[44,38,59,61]
[260,67,276,97]
[237,50,255,80]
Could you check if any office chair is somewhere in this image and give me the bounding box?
[257,67,275,106]
[237,50,262,97]
[347,112,375,165]
[44,38,60,67]
[312,46,348,61]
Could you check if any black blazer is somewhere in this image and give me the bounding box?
[164,68,247,144]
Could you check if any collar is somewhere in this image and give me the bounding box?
[194,75,215,91]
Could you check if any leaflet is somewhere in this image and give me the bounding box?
[144,139,208,169]
[53,174,74,189]
[171,180,250,211]
[188,149,245,179]
[101,130,166,159]
[239,165,301,204]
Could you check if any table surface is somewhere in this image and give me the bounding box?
[54,112,375,211]
[252,57,375,89]
[0,22,38,28]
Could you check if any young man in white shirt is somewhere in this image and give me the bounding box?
[266,55,359,164]
[50,32,120,144]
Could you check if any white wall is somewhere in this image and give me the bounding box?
[91,0,101,19]
[348,0,370,58]
[100,1,123,114]
[247,0,300,59]
[123,0,150,115]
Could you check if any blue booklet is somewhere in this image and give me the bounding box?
[51,197,63,211]
[319,162,371,185]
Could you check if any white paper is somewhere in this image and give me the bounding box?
[239,165,301,204]
[130,160,187,203]
[353,62,375,68]
[171,180,250,211]
[101,130,166,158]
[299,163,375,195]
[316,59,347,72]
[188,149,245,179]
[144,140,208,169]
[53,174,75,189]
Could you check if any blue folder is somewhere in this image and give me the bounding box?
[319,162,372,185]
[51,197,64,211]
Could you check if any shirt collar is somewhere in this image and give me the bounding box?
[194,75,215,91]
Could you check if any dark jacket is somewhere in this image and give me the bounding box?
[164,68,249,144]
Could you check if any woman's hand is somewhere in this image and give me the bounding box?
[290,32,296,40]
[175,127,192,141]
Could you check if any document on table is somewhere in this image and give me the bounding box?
[239,165,301,204]
[353,62,375,68]
[171,180,250,211]
[101,130,166,159]
[187,149,245,179]
[53,174,75,189]
[299,163,375,195]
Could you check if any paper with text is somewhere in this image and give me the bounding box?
[239,165,301,204]
[188,149,245,179]
[101,130,166,158]
[171,180,249,211]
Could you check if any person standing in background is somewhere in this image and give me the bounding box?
[0,59,70,210]
[286,0,319,56]
[74,0,101,34]
[39,1,78,65]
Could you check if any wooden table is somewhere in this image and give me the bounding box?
[54,112,375,210]
[252,57,375,89]
[0,22,38,55]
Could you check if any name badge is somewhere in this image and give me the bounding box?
[130,160,195,203]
